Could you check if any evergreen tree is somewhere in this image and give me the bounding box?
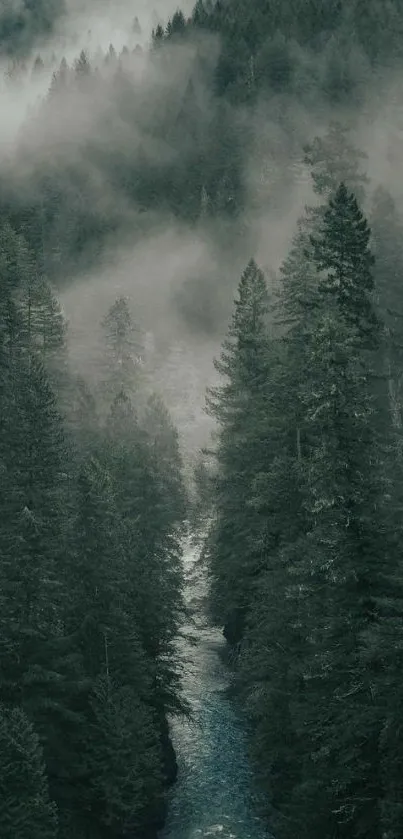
[18,274,66,362]
[310,182,379,344]
[74,50,91,79]
[103,390,185,712]
[277,122,369,332]
[270,185,390,838]
[66,374,99,459]
[371,185,403,429]
[232,181,400,839]
[57,453,164,836]
[303,121,369,202]
[100,296,143,407]
[86,673,163,837]
[0,704,58,839]
[144,392,187,527]
[0,353,70,707]
[206,258,273,644]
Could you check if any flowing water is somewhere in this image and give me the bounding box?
[159,535,271,839]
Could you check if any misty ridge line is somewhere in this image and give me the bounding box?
[2,4,403,839]
[0,1,403,462]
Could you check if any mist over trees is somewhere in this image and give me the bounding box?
[0,226,187,836]
[1,0,403,336]
[204,124,403,839]
[2,1,403,837]
[0,0,66,57]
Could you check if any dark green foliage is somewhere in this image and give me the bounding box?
[303,121,369,201]
[206,258,274,641]
[1,0,403,301]
[310,182,380,343]
[0,704,58,839]
[102,387,186,712]
[0,0,65,57]
[0,224,186,838]
[87,674,162,836]
[4,0,403,835]
[206,122,403,838]
[187,0,403,100]
[371,186,403,429]
[100,296,143,405]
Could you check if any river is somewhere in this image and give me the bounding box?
[159,534,271,839]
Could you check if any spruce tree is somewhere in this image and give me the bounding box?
[86,673,163,837]
[0,704,58,839]
[283,185,389,839]
[371,185,403,429]
[310,182,379,345]
[235,181,397,839]
[59,452,167,836]
[103,390,185,712]
[206,258,273,644]
[100,296,143,407]
[303,120,368,202]
[0,353,70,706]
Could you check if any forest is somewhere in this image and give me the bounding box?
[2,0,403,838]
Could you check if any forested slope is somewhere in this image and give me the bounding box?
[0,224,187,837]
[204,123,403,839]
[2,0,403,836]
[0,0,66,57]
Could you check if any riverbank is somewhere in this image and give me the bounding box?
[140,717,178,839]
[158,536,270,839]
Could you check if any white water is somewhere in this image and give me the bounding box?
[159,535,270,839]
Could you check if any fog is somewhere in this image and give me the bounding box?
[56,0,196,57]
[2,1,403,457]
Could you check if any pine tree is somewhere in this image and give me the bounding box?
[0,353,70,705]
[144,392,187,527]
[0,222,84,831]
[276,125,371,463]
[235,182,397,839]
[0,214,186,839]
[280,185,389,839]
[65,374,99,459]
[100,296,143,407]
[278,122,369,330]
[0,704,58,839]
[366,194,403,839]
[59,451,166,836]
[371,185,403,429]
[310,182,379,345]
[17,274,66,362]
[206,258,273,644]
[170,10,186,35]
[70,456,125,680]
[48,57,69,97]
[86,673,163,837]
[152,24,165,46]
[303,120,369,202]
[74,50,91,79]
[103,390,185,712]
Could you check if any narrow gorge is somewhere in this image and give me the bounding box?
[159,533,271,839]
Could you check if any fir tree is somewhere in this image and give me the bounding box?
[86,673,162,837]
[100,296,143,407]
[233,182,397,839]
[371,185,403,429]
[103,390,185,712]
[0,353,70,705]
[279,185,389,839]
[310,182,379,345]
[206,258,272,644]
[303,121,369,202]
[0,704,58,839]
